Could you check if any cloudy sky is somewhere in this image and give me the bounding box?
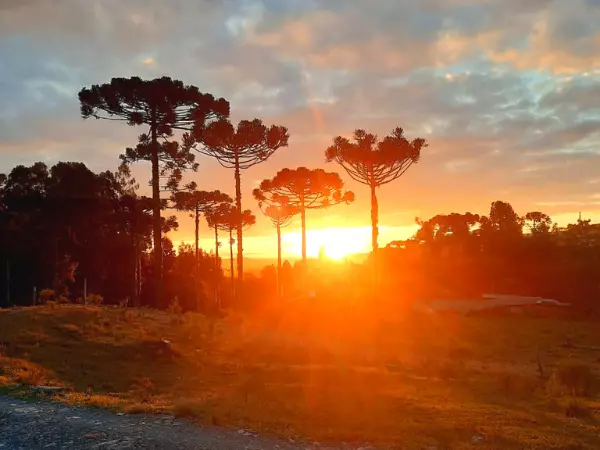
[1,0,600,258]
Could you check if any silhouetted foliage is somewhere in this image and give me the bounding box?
[79,76,229,307]
[379,201,600,312]
[254,167,354,261]
[209,203,256,296]
[326,128,426,253]
[185,119,289,281]
[0,161,223,309]
[171,183,231,305]
[253,193,300,297]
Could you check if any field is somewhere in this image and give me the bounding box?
[0,303,599,449]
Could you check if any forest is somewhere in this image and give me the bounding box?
[1,76,599,313]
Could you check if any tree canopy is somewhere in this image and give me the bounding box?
[79,76,229,307]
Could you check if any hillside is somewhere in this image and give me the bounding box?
[1,304,600,448]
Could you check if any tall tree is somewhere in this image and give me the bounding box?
[325,128,426,254]
[253,190,299,292]
[78,76,229,307]
[187,119,289,281]
[254,167,354,261]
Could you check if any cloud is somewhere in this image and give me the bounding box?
[1,0,600,250]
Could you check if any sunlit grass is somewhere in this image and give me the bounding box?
[0,303,599,448]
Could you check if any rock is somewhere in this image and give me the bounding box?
[116,412,125,416]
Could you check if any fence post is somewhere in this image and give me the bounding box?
[33,286,37,306]
[83,278,87,305]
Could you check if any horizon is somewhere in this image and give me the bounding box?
[2,1,600,259]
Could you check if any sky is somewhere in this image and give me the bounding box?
[1,0,600,259]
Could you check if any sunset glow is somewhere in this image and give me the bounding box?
[283,227,371,260]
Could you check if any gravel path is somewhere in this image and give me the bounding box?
[0,396,372,450]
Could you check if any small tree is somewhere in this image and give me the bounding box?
[171,183,231,306]
[187,119,289,281]
[524,211,552,236]
[325,128,426,254]
[204,201,234,307]
[254,197,299,297]
[211,204,256,296]
[254,167,354,261]
[79,76,229,307]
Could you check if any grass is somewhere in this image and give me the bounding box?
[0,303,599,449]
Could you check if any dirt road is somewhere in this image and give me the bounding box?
[0,396,371,450]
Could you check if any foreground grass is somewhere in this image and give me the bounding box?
[0,303,599,449]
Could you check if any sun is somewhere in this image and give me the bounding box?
[321,241,353,260]
[282,227,371,260]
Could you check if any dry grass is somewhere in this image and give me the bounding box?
[0,303,599,449]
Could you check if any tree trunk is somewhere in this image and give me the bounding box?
[370,181,379,253]
[369,178,379,290]
[300,195,307,262]
[214,224,220,308]
[234,159,244,282]
[5,259,10,307]
[194,204,200,309]
[277,222,282,298]
[132,234,140,307]
[229,228,235,300]
[150,109,163,308]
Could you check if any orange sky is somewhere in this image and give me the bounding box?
[2,0,600,259]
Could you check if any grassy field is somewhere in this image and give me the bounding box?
[0,302,599,449]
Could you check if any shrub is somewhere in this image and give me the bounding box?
[86,294,103,306]
[564,398,592,418]
[547,363,598,398]
[167,297,183,315]
[39,289,55,303]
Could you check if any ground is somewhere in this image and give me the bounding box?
[0,303,599,449]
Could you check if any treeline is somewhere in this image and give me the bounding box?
[378,201,600,311]
[0,162,223,310]
[1,76,427,309]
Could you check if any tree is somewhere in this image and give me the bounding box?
[254,167,354,261]
[171,183,231,304]
[253,191,299,296]
[79,76,229,307]
[188,118,289,281]
[524,211,552,236]
[204,201,236,307]
[211,204,256,295]
[325,128,426,254]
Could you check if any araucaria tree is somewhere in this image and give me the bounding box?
[78,76,229,306]
[253,194,299,295]
[188,119,289,281]
[171,182,231,305]
[212,204,256,294]
[254,167,354,261]
[326,128,426,254]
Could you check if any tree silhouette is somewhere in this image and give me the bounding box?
[524,211,552,236]
[253,192,300,296]
[187,119,289,281]
[79,76,229,307]
[254,167,354,261]
[211,204,256,296]
[325,128,426,254]
[171,183,231,302]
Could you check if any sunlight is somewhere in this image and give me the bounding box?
[282,227,373,259]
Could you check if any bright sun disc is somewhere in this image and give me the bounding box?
[282,227,371,259]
